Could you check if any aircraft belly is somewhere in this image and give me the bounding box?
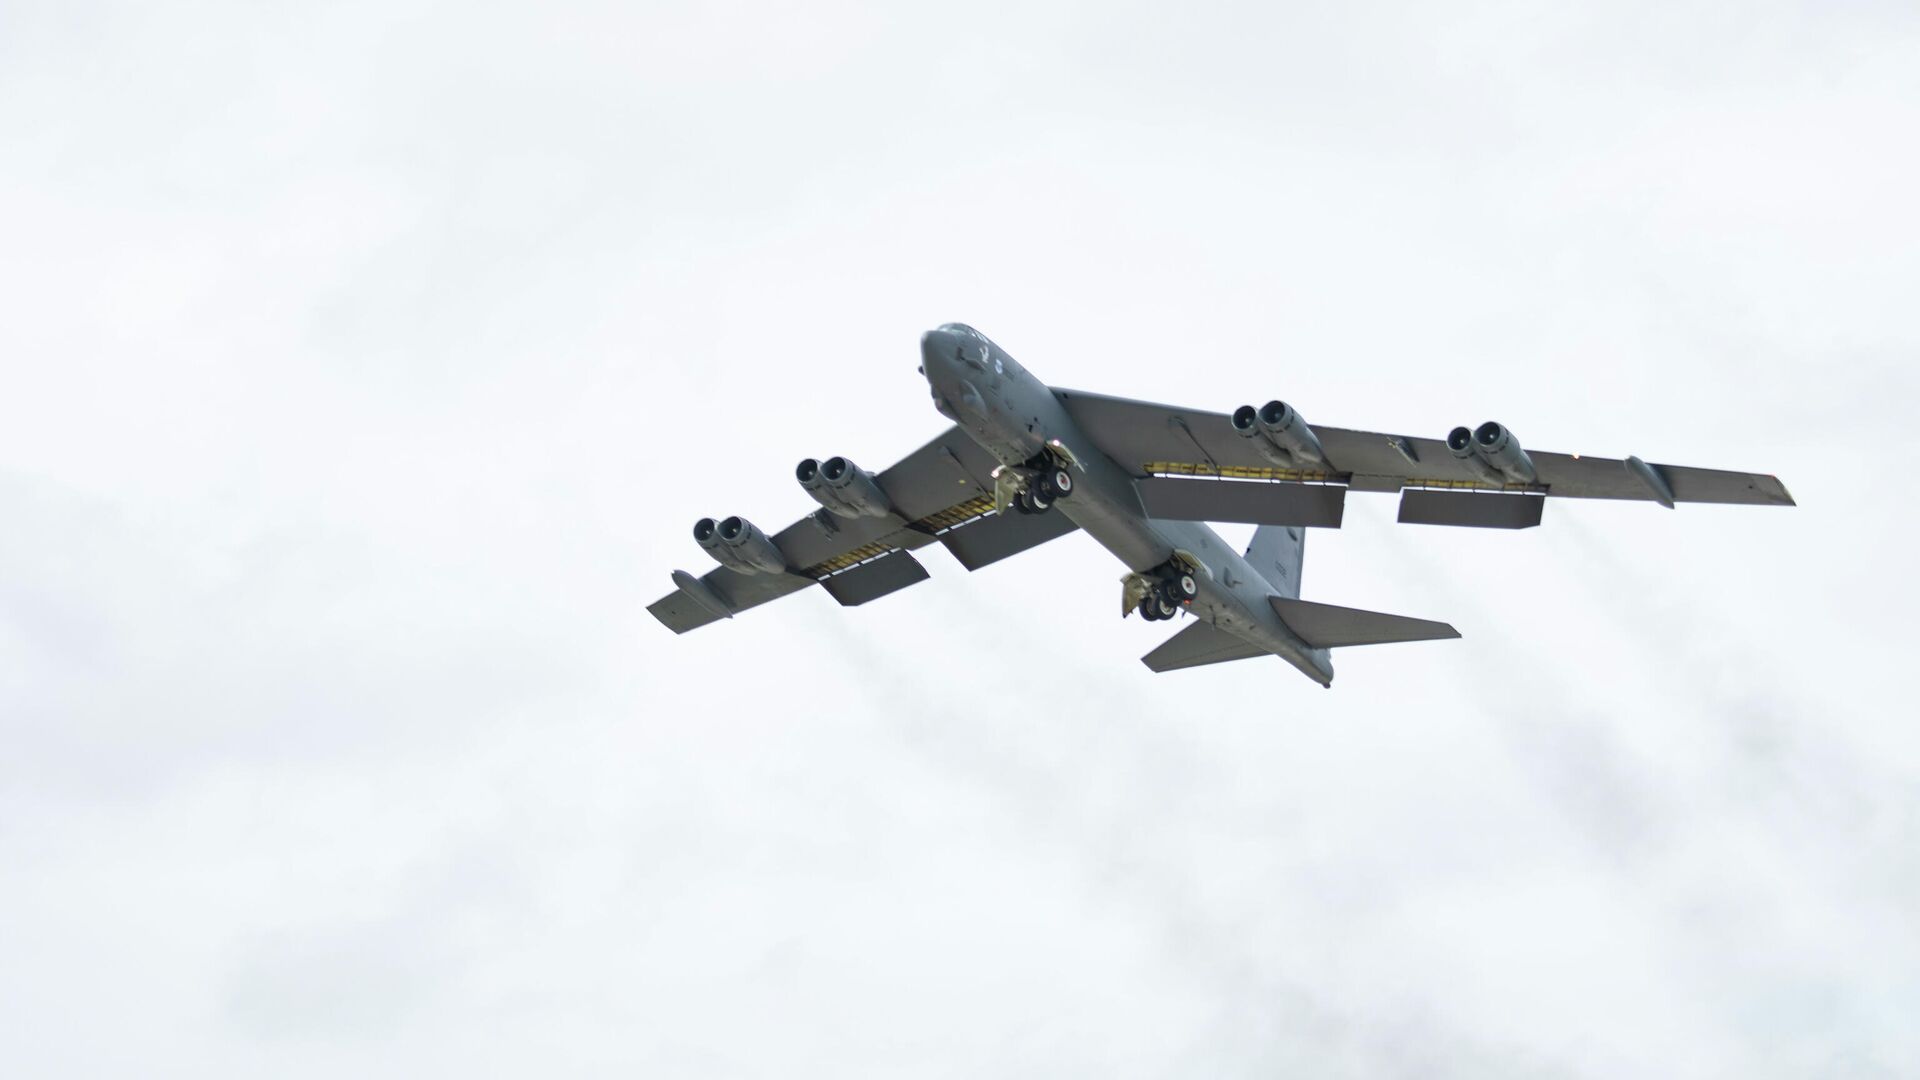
[1045,437,1169,571]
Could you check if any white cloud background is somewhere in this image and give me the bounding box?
[3,0,1918,1075]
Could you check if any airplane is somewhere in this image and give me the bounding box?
[648,324,1794,686]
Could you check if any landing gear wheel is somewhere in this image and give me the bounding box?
[1027,485,1052,513]
[1138,597,1162,621]
[1013,490,1033,515]
[1154,595,1179,620]
[1040,468,1073,500]
[1172,573,1199,601]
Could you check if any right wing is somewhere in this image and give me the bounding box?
[1054,389,1792,529]
[648,426,1078,633]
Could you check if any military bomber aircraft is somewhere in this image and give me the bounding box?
[649,324,1794,686]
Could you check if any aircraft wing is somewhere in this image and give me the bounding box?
[648,425,1079,633]
[1054,388,1792,529]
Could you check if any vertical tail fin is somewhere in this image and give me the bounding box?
[1244,525,1304,598]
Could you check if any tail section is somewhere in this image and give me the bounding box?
[1244,525,1305,598]
[1249,525,1459,649]
[1269,597,1460,648]
[1141,620,1267,672]
[1138,525,1455,685]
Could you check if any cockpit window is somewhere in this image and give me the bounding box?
[938,322,983,340]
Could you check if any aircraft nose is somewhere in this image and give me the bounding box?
[919,327,965,373]
[919,328,980,420]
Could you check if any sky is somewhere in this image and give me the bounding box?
[2,0,1918,1075]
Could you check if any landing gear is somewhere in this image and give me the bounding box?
[1005,456,1074,515]
[1126,557,1206,621]
[1138,591,1178,621]
[1013,486,1052,515]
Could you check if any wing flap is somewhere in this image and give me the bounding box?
[938,509,1079,571]
[1269,597,1460,648]
[1138,477,1346,527]
[1142,620,1270,672]
[818,550,931,606]
[1397,490,1545,529]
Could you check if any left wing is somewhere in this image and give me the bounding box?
[648,425,1078,633]
[1055,388,1792,529]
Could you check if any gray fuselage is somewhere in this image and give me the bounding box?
[918,324,1334,685]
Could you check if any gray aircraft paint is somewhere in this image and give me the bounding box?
[653,323,1792,687]
[919,324,1336,685]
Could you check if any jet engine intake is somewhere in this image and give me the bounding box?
[1470,421,1538,485]
[695,515,787,574]
[819,456,893,518]
[796,458,842,516]
[1256,401,1328,468]
[1232,400,1327,469]
[693,517,740,572]
[1449,425,1505,486]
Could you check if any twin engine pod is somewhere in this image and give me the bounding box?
[796,456,894,519]
[1231,400,1328,470]
[1447,421,1537,485]
[693,515,787,575]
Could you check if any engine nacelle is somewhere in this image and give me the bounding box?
[820,456,893,518]
[718,515,787,573]
[796,458,840,515]
[1447,425,1478,461]
[1232,401,1327,469]
[1255,400,1328,468]
[694,515,786,574]
[1471,421,1537,485]
[693,517,736,571]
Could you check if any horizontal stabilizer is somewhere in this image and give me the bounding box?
[1269,597,1460,648]
[819,550,929,606]
[1138,477,1345,527]
[1142,620,1269,672]
[938,508,1078,571]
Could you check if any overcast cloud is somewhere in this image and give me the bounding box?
[3,1,1918,1076]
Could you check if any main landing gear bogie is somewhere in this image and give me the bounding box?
[1136,567,1201,621]
[1010,460,1075,515]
